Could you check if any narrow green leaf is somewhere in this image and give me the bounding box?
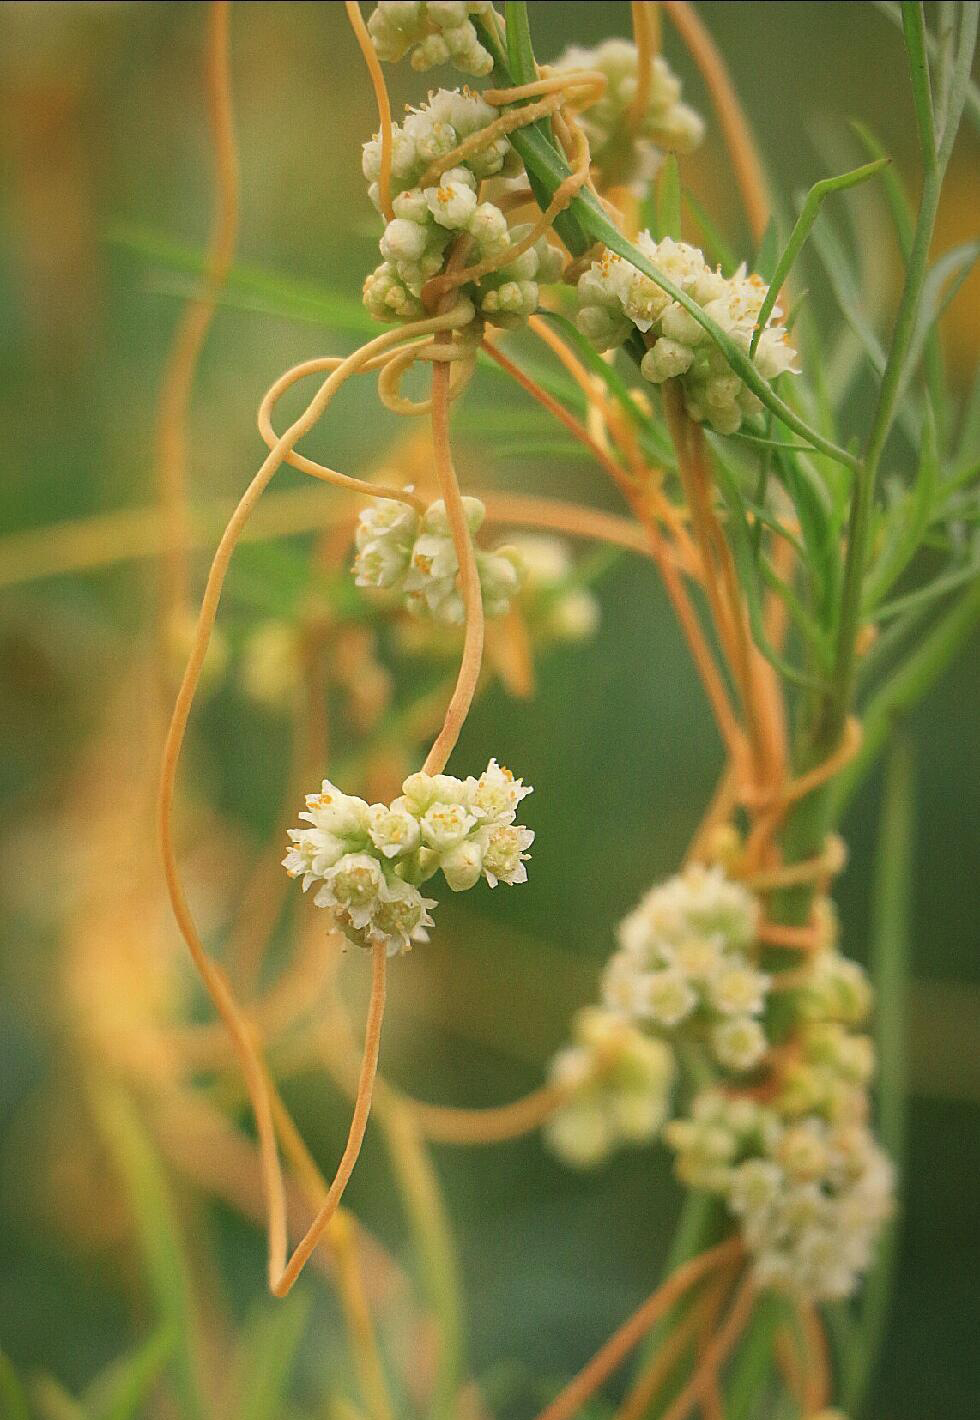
[681,189,738,275]
[872,552,980,622]
[862,402,939,609]
[902,2,938,168]
[656,156,682,242]
[725,1293,783,1420]
[753,216,780,282]
[750,157,891,358]
[93,1089,208,1420]
[899,239,980,403]
[808,215,887,374]
[0,1353,31,1420]
[107,225,375,333]
[234,1295,312,1420]
[86,1328,175,1420]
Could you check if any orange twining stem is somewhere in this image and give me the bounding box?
[629,2,658,129]
[483,70,608,110]
[742,834,846,893]
[415,69,604,193]
[483,340,748,769]
[615,1268,735,1420]
[377,341,476,416]
[270,940,388,1298]
[533,1239,744,1420]
[421,352,485,775]
[481,491,653,558]
[658,1273,757,1420]
[406,1083,568,1144]
[798,1299,831,1414]
[159,307,470,1296]
[757,919,823,951]
[156,0,238,631]
[346,0,394,221]
[661,0,770,243]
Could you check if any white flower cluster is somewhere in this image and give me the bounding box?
[576,236,799,434]
[545,1007,676,1167]
[283,759,533,954]
[367,2,495,78]
[352,494,525,625]
[666,1089,894,1300]
[552,39,704,189]
[602,864,770,1073]
[506,535,601,644]
[362,89,563,326]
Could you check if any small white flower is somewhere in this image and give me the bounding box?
[482,822,534,887]
[316,853,387,928]
[367,804,421,859]
[708,963,771,1017]
[637,968,698,1027]
[473,758,532,823]
[420,800,478,852]
[712,1015,767,1072]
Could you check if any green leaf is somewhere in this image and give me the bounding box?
[872,551,980,622]
[899,239,980,402]
[0,1353,31,1420]
[93,1089,208,1420]
[656,156,682,242]
[750,157,891,359]
[808,214,887,374]
[862,402,939,609]
[724,1293,784,1420]
[107,225,375,333]
[85,1328,175,1420]
[233,1295,312,1420]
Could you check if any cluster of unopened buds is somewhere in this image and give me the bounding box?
[362,88,563,327]
[367,1,495,78]
[283,760,533,955]
[576,235,799,433]
[353,493,524,624]
[552,37,705,188]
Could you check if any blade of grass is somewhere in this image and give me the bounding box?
[86,1328,175,1420]
[235,1295,312,1420]
[108,225,375,333]
[93,1088,208,1420]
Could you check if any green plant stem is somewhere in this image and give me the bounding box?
[842,737,914,1414]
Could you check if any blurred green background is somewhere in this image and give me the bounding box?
[0,3,977,1417]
